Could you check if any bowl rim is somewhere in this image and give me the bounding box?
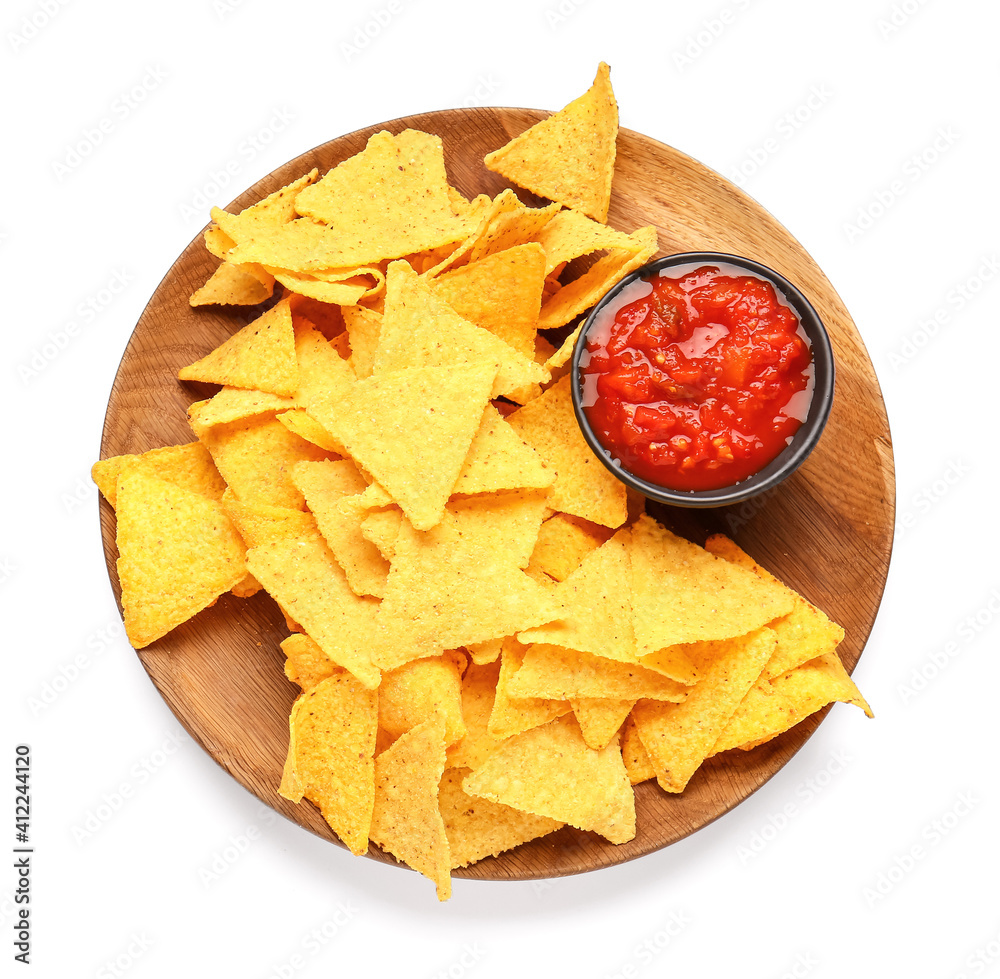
[569,251,836,509]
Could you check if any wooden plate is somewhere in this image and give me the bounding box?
[98,107,894,881]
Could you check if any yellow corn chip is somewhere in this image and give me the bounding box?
[463,714,635,844]
[193,413,331,510]
[484,62,618,223]
[571,698,636,751]
[519,528,635,662]
[379,654,467,747]
[446,661,507,771]
[705,534,846,680]
[92,441,225,509]
[308,361,498,532]
[189,260,275,307]
[221,488,318,547]
[488,637,572,740]
[279,672,377,856]
[371,510,560,671]
[712,652,873,755]
[620,715,656,785]
[115,472,247,648]
[370,714,452,901]
[538,223,659,334]
[281,632,341,691]
[341,304,382,379]
[452,404,554,497]
[631,627,777,793]
[507,374,628,529]
[507,644,687,703]
[246,535,381,688]
[439,767,563,869]
[630,515,795,656]
[428,243,546,357]
[291,459,389,598]
[179,298,299,397]
[374,260,548,402]
[187,387,297,430]
[527,511,611,582]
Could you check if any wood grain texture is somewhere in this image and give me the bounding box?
[97,108,894,881]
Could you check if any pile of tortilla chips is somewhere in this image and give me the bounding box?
[92,64,871,901]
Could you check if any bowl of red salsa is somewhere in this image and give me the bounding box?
[572,253,834,508]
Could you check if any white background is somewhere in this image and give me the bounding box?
[3,0,998,976]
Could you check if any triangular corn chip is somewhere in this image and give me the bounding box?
[370,714,452,901]
[484,62,618,223]
[178,298,299,397]
[115,472,246,648]
[463,715,635,844]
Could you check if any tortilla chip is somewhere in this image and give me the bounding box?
[506,374,628,529]
[571,698,636,751]
[428,243,546,357]
[519,528,635,663]
[341,304,382,379]
[245,535,381,688]
[221,489,319,547]
[620,715,656,785]
[507,644,687,703]
[114,472,247,648]
[712,652,873,754]
[308,361,498,532]
[371,510,560,671]
[484,62,618,223]
[92,441,225,509]
[291,459,389,598]
[463,714,635,844]
[189,260,274,306]
[379,651,467,749]
[279,672,377,856]
[445,661,508,771]
[439,767,563,868]
[452,404,555,497]
[370,714,452,901]
[187,387,297,430]
[630,515,795,656]
[193,413,332,510]
[488,637,572,740]
[527,511,611,582]
[178,298,299,397]
[281,632,340,691]
[538,223,659,334]
[704,534,846,680]
[631,627,777,793]
[374,260,548,401]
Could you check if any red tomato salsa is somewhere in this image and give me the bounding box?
[579,264,814,492]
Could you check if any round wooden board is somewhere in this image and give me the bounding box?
[98,107,894,882]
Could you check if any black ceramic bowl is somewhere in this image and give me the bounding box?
[570,252,835,509]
